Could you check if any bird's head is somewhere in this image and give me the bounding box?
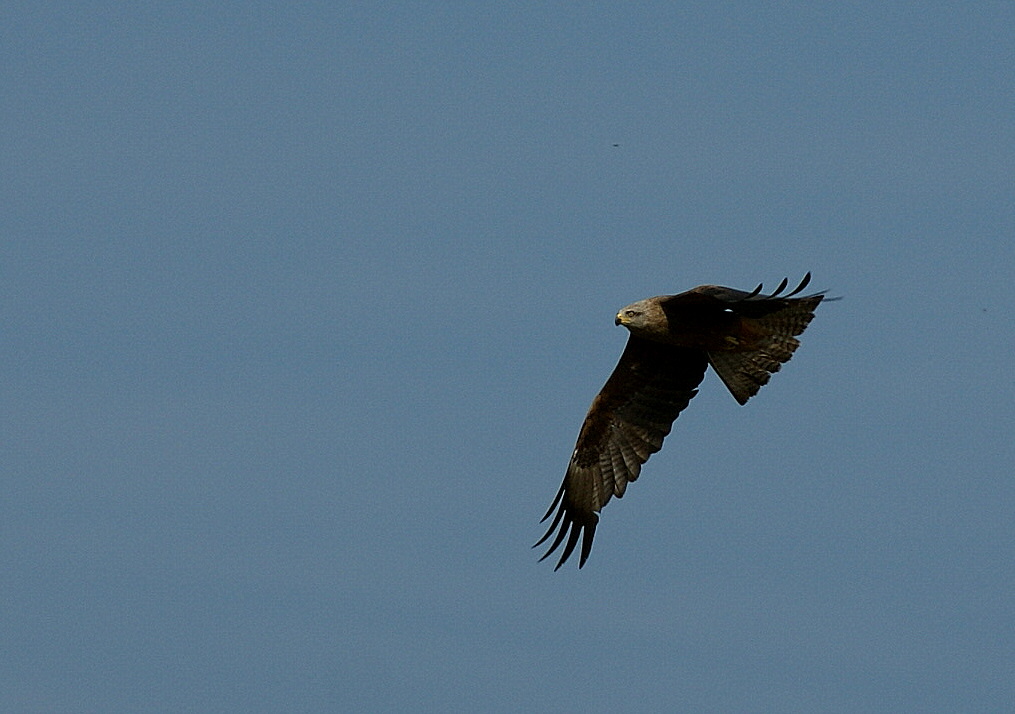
[615,306,641,327]
[615,298,666,338]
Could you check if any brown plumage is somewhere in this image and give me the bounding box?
[535,274,826,570]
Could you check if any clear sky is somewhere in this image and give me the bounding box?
[3,2,1014,712]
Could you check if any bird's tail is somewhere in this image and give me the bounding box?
[708,295,823,405]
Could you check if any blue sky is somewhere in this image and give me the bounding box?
[3,2,1014,711]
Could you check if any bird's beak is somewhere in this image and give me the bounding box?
[615,312,626,326]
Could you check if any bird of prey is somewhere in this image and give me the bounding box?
[535,274,826,570]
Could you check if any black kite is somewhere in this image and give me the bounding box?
[536,274,827,570]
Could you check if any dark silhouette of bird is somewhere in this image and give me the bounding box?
[536,274,827,569]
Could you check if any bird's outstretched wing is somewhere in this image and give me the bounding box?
[534,338,708,569]
[664,274,826,404]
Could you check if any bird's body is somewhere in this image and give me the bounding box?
[536,274,827,570]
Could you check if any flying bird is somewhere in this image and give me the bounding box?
[535,273,827,570]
